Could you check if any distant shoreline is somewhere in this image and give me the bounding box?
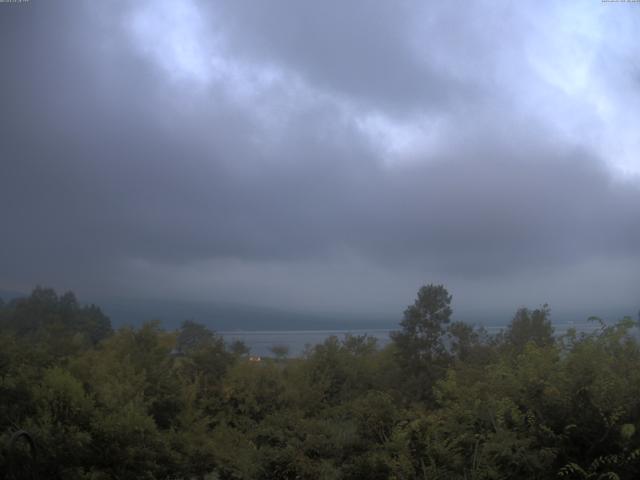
[218,322,602,357]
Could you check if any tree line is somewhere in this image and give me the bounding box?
[1,285,639,479]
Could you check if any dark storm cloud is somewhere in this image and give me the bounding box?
[0,1,638,313]
[206,0,476,113]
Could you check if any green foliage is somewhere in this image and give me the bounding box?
[1,286,640,479]
[270,344,290,360]
[505,305,554,352]
[391,284,453,401]
[177,319,217,353]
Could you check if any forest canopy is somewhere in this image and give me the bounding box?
[1,286,639,479]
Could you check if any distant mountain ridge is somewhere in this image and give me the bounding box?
[95,297,397,331]
[96,298,634,332]
[2,288,635,333]
[0,290,26,302]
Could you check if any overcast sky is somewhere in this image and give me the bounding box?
[1,1,639,320]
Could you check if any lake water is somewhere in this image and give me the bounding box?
[220,322,600,357]
[219,329,393,357]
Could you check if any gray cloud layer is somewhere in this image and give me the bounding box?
[1,1,638,318]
